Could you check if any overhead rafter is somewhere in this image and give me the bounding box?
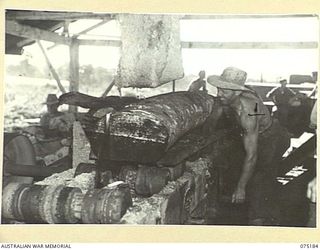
[78,39,121,47]
[182,14,317,19]
[45,19,112,51]
[6,11,114,20]
[16,21,66,48]
[180,41,318,49]
[78,39,318,49]
[6,20,72,45]
[6,10,315,21]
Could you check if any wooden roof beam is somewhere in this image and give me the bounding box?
[78,39,121,47]
[6,20,72,45]
[46,19,112,51]
[6,11,315,21]
[182,14,317,19]
[181,41,318,49]
[78,39,318,49]
[16,21,66,48]
[6,11,114,20]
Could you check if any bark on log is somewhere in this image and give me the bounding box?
[59,91,138,110]
[108,91,216,163]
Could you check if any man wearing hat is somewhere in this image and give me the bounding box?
[266,78,296,127]
[207,67,290,225]
[40,94,64,136]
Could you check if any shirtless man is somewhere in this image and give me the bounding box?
[188,70,207,92]
[207,67,290,225]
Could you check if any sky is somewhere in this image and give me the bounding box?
[5,15,319,82]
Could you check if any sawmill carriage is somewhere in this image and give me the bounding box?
[70,90,244,225]
[2,91,245,224]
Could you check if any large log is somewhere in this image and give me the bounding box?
[157,128,229,166]
[108,91,216,163]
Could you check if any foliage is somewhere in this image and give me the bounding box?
[6,59,45,78]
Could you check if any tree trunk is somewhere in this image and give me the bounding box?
[108,91,216,163]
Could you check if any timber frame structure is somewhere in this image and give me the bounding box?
[5,9,318,108]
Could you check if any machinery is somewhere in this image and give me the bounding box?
[2,91,244,224]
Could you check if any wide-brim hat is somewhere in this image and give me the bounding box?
[279,79,287,84]
[207,67,253,92]
[42,94,59,105]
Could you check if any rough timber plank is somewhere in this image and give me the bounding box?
[72,121,95,169]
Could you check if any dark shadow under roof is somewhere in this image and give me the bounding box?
[5,9,109,54]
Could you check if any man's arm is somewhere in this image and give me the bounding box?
[202,80,207,92]
[287,87,296,95]
[232,104,259,203]
[307,177,316,203]
[266,87,277,99]
[188,80,197,91]
[40,113,49,128]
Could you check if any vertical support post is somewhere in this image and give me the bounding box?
[69,38,80,112]
[172,80,176,92]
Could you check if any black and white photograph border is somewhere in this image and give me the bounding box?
[0,0,319,243]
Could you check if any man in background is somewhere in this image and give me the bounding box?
[266,79,296,127]
[188,70,207,92]
[40,94,73,138]
[22,94,74,166]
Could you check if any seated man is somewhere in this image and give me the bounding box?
[21,94,75,165]
[188,70,207,92]
[40,94,75,139]
[207,67,291,226]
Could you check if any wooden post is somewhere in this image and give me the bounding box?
[172,80,176,92]
[69,38,80,112]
